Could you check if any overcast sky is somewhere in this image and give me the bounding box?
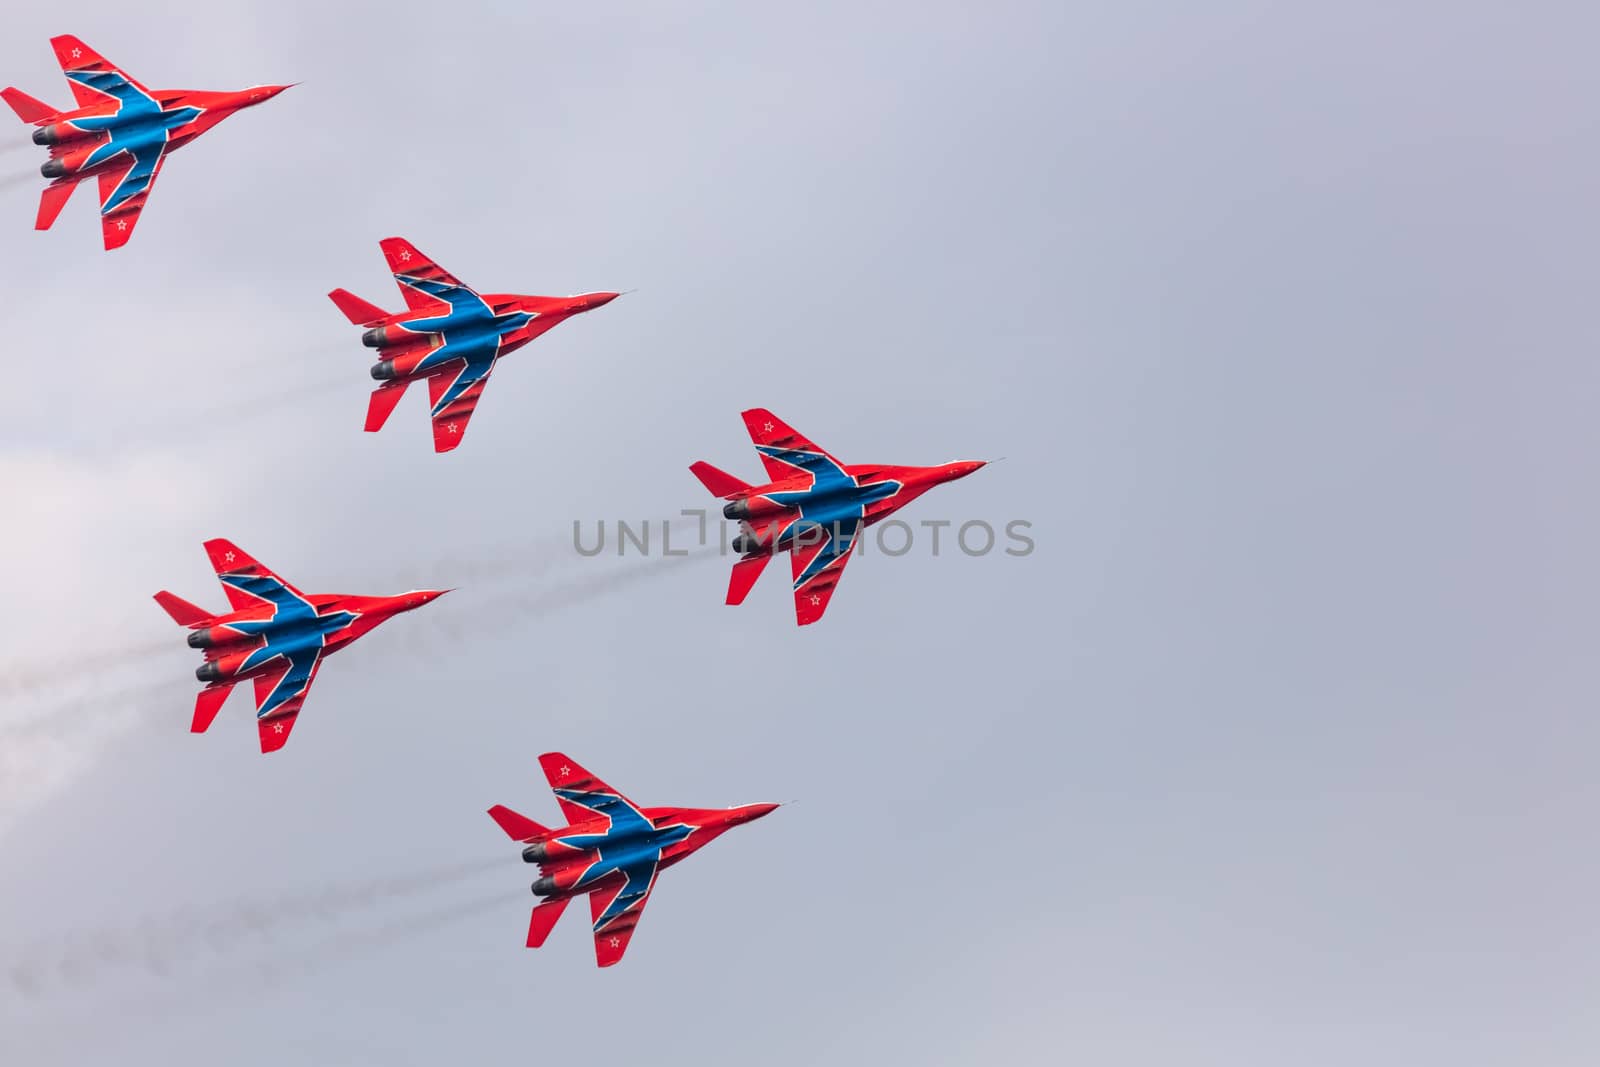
[1,2,1598,1064]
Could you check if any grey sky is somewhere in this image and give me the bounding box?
[1,2,1597,1064]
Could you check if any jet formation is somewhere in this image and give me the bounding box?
[0,29,1006,973]
[154,539,446,752]
[330,238,619,452]
[489,752,776,967]
[2,35,289,249]
[691,408,985,624]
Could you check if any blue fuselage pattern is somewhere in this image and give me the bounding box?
[393,275,534,415]
[65,70,202,214]
[219,573,357,717]
[757,446,901,586]
[552,788,694,930]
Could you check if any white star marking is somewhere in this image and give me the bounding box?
[399,250,411,262]
[809,594,821,606]
[115,220,127,231]
[559,765,570,777]
[71,48,82,58]
[763,421,774,432]
[273,723,284,733]
[446,422,458,434]
[609,936,620,948]
[224,552,236,563]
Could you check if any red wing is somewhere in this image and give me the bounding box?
[97,153,164,251]
[253,660,321,754]
[741,408,842,482]
[257,709,303,753]
[427,366,493,454]
[789,530,858,626]
[365,379,410,433]
[526,896,571,948]
[537,752,641,826]
[50,36,151,106]
[726,552,773,605]
[203,539,306,611]
[191,685,233,734]
[588,873,656,968]
[379,237,473,310]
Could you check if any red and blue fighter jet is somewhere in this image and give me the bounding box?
[690,408,986,625]
[2,35,290,250]
[153,539,447,753]
[329,239,620,453]
[489,752,777,967]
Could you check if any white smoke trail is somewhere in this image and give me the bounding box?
[380,540,723,660]
[107,372,355,444]
[242,888,509,987]
[0,639,171,700]
[4,856,504,999]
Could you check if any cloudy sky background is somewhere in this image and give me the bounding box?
[1,2,1597,1063]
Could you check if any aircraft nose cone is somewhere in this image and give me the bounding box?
[583,292,621,311]
[741,803,780,823]
[244,83,295,106]
[405,589,451,610]
[947,460,986,480]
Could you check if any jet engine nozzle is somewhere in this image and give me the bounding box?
[40,159,66,179]
[732,533,770,555]
[531,876,558,896]
[723,497,785,522]
[522,842,548,863]
[32,125,62,146]
[370,360,395,381]
[362,325,424,348]
[187,628,217,649]
[195,662,223,683]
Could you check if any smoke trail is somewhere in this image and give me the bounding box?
[363,517,717,592]
[108,372,354,444]
[382,540,723,659]
[5,855,504,998]
[0,171,36,190]
[0,678,173,742]
[244,889,509,987]
[0,639,170,700]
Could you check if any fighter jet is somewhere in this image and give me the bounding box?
[329,238,620,453]
[690,408,986,625]
[489,752,777,967]
[2,35,291,250]
[153,539,447,753]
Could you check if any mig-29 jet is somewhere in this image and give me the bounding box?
[489,752,777,967]
[2,35,291,249]
[329,238,619,453]
[154,539,447,753]
[690,408,986,624]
